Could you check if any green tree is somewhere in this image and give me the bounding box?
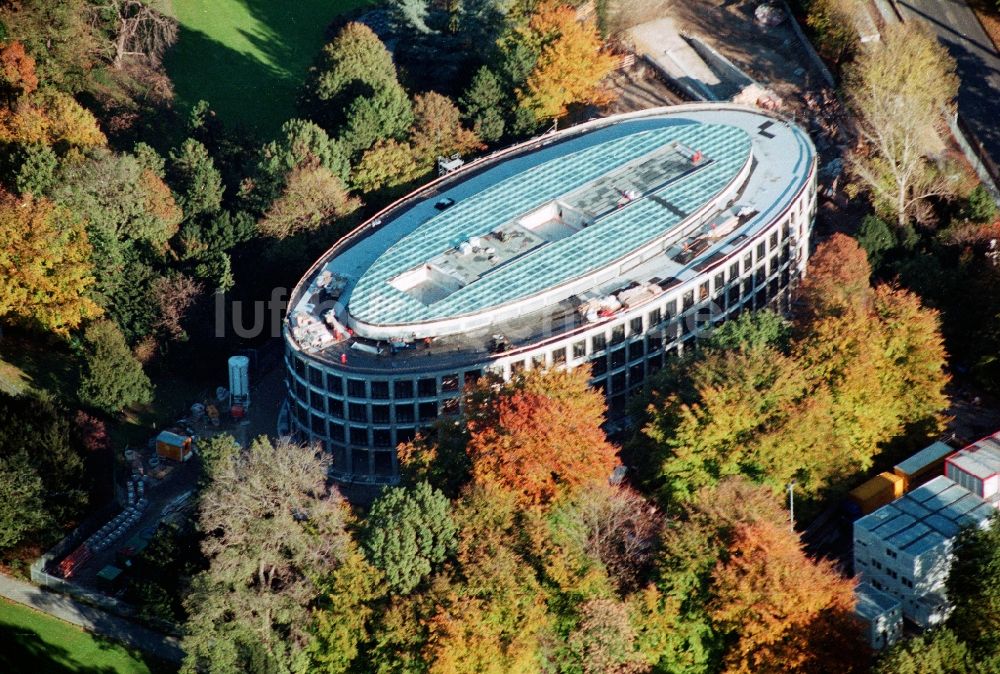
[947,513,1000,661]
[0,452,47,550]
[845,23,961,226]
[78,319,153,414]
[351,139,422,194]
[181,437,353,674]
[363,481,457,594]
[53,149,182,249]
[305,547,385,674]
[12,142,57,196]
[874,628,975,674]
[460,67,508,143]
[0,392,90,537]
[309,22,413,154]
[249,118,350,212]
[963,184,997,223]
[856,214,896,270]
[169,138,224,218]
[707,309,791,352]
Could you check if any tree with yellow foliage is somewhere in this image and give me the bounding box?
[517,2,617,121]
[0,191,101,334]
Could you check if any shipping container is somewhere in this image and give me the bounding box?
[894,441,954,491]
[156,430,192,462]
[848,472,905,515]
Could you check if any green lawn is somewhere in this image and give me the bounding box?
[165,0,372,136]
[0,599,172,673]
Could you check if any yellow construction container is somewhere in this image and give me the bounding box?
[848,472,905,515]
[155,430,193,462]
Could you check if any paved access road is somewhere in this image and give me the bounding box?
[0,572,183,663]
[897,0,1000,172]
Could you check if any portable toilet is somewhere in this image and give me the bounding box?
[156,430,193,462]
[228,355,250,414]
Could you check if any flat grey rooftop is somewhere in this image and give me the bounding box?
[894,440,954,477]
[287,105,815,366]
[948,433,1000,480]
[856,476,993,556]
[855,582,900,621]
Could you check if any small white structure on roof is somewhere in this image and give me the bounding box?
[853,476,994,627]
[855,582,902,650]
[945,431,1000,503]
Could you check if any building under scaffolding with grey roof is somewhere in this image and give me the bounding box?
[284,104,818,483]
[854,476,995,627]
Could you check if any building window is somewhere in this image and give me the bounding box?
[349,427,367,446]
[371,381,389,399]
[729,261,740,281]
[373,430,392,448]
[328,398,344,419]
[418,378,437,397]
[682,290,694,311]
[629,363,644,386]
[769,230,778,250]
[441,374,459,392]
[591,355,608,376]
[592,333,607,353]
[552,347,567,365]
[611,372,626,393]
[664,298,677,318]
[532,354,546,369]
[611,324,626,345]
[308,366,323,387]
[754,267,765,285]
[329,423,345,442]
[347,378,366,398]
[648,308,661,327]
[394,379,414,399]
[610,348,626,369]
[327,374,343,395]
[630,317,643,335]
[646,333,663,353]
[418,401,437,421]
[714,272,725,291]
[572,341,586,359]
[628,340,645,361]
[372,404,390,424]
[756,241,765,260]
[373,451,393,474]
[442,397,460,415]
[310,413,325,435]
[743,252,753,273]
[464,370,481,387]
[309,389,326,412]
[699,282,709,301]
[397,427,416,445]
[395,404,415,423]
[349,403,367,422]
[293,356,306,377]
[511,360,525,374]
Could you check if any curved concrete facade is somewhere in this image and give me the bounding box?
[285,105,817,484]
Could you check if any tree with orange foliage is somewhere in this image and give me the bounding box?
[0,89,105,148]
[709,519,869,674]
[517,2,617,121]
[0,191,101,334]
[0,41,38,103]
[795,232,873,322]
[466,367,618,506]
[409,91,482,168]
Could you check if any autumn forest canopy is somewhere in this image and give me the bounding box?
[1,1,1000,673]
